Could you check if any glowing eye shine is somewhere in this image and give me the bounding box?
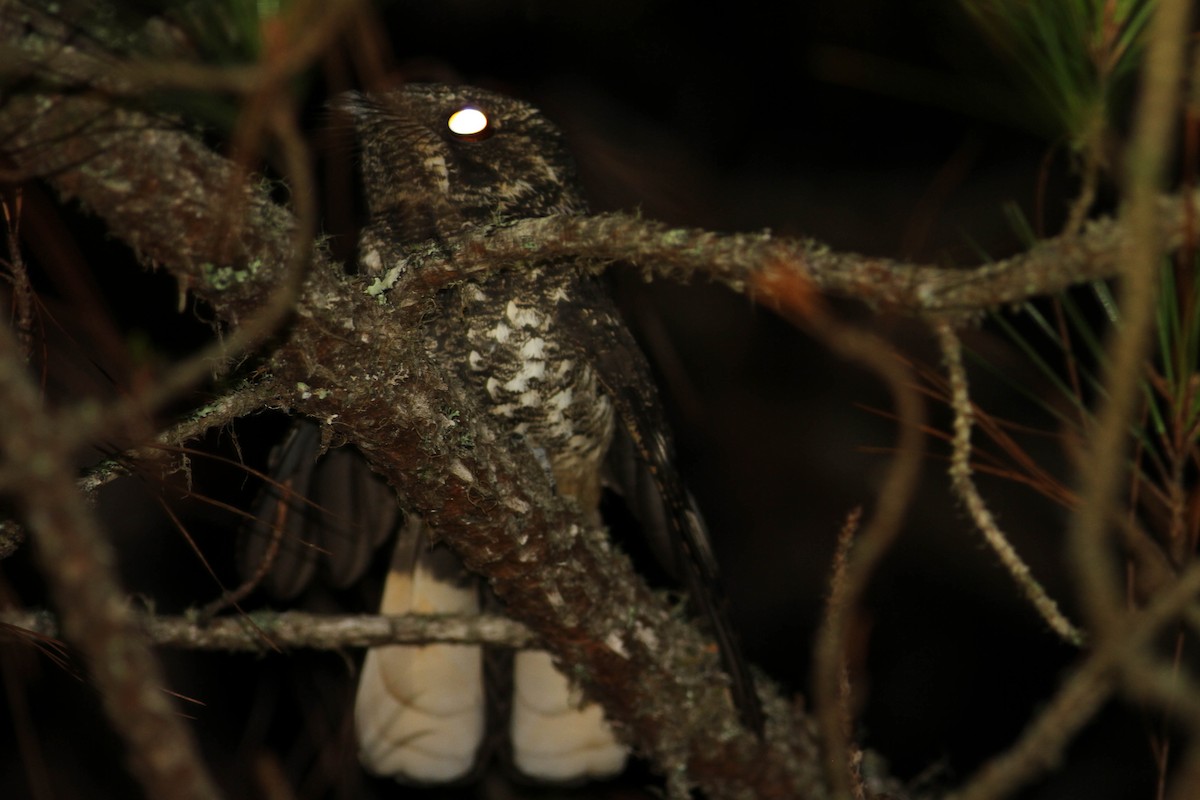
[447,107,491,139]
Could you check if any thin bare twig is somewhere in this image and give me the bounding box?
[1,189,35,361]
[750,270,925,800]
[824,508,867,800]
[1066,0,1191,637]
[0,381,278,562]
[807,309,923,800]
[75,379,278,496]
[935,321,1085,646]
[949,560,1200,800]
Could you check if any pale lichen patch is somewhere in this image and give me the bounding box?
[604,632,630,659]
[448,459,475,484]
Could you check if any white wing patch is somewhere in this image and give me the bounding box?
[503,358,546,393]
[505,300,543,329]
[510,650,627,781]
[520,336,546,359]
[355,532,485,783]
[489,320,511,344]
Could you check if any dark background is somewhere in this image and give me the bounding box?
[0,2,1154,798]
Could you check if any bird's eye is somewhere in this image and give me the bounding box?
[446,107,493,141]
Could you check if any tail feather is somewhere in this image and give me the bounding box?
[509,650,627,781]
[354,515,487,783]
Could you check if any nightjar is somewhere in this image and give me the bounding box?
[240,83,761,785]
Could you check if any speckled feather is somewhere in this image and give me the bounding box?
[341,86,614,509]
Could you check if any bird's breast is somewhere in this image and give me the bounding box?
[440,270,614,510]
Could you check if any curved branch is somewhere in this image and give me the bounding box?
[395,203,1186,321]
[949,561,1200,800]
[1065,0,1190,637]
[935,322,1084,646]
[0,322,220,800]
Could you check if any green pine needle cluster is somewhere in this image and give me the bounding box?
[961,0,1152,152]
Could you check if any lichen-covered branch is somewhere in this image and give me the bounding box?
[75,379,278,496]
[388,202,1183,323]
[3,609,539,651]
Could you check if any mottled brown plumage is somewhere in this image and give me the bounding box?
[241,84,761,784]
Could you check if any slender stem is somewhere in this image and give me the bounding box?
[2,609,538,651]
[0,325,222,800]
[936,321,1085,645]
[1067,0,1191,635]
